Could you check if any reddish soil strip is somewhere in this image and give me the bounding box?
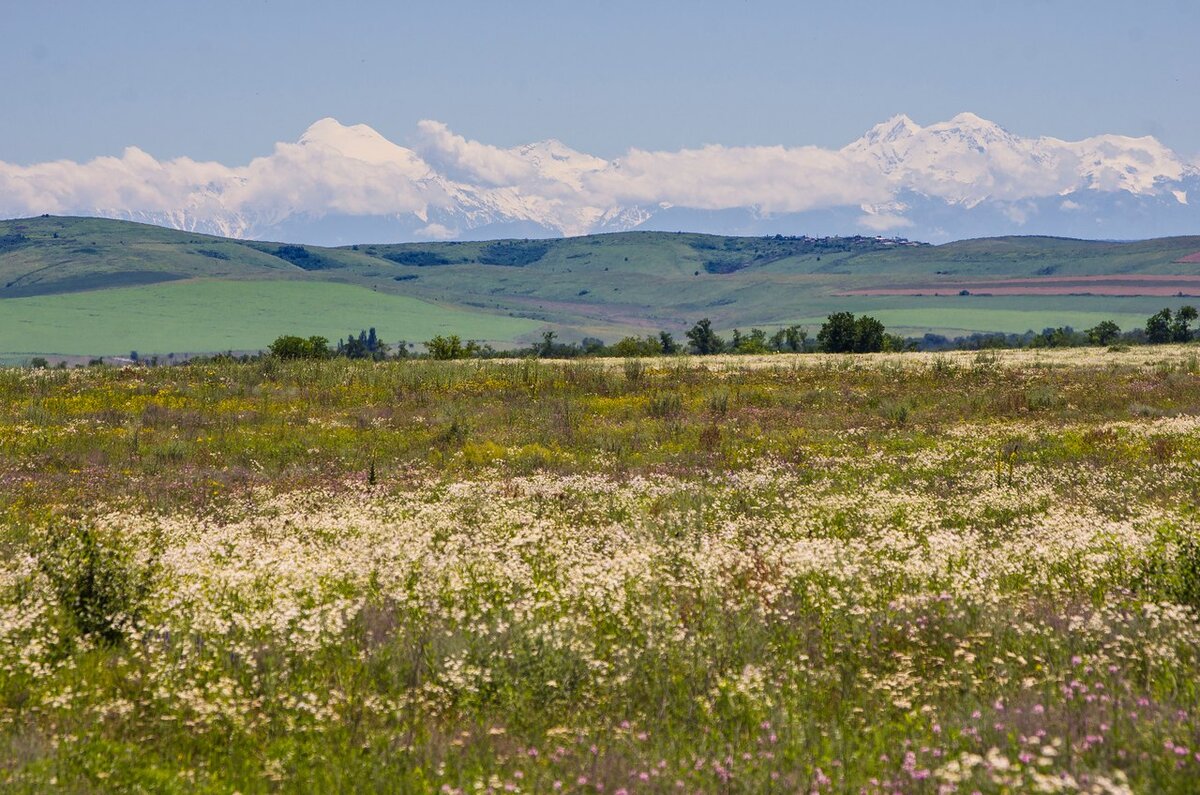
[1177,251,1200,263]
[840,274,1200,297]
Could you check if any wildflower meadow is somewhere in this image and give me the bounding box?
[2,348,1200,792]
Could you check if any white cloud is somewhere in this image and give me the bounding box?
[229,140,440,219]
[1002,202,1035,225]
[413,120,536,187]
[414,222,457,241]
[0,115,1192,239]
[586,144,889,213]
[0,148,226,217]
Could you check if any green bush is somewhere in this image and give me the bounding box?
[268,335,331,359]
[1133,522,1200,610]
[39,524,155,644]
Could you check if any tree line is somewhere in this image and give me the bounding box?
[27,306,1198,369]
[258,306,1198,363]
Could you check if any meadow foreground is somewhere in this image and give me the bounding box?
[2,350,1199,792]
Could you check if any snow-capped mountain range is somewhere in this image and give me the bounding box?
[2,113,1197,244]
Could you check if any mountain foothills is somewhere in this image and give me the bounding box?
[2,215,1200,358]
[1,114,1197,245]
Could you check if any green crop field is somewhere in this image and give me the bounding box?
[2,349,1200,791]
[0,279,541,358]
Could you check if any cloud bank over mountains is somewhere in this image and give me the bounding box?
[2,113,1197,244]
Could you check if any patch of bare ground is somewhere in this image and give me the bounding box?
[840,274,1200,296]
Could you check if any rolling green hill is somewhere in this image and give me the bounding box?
[1,215,1199,358]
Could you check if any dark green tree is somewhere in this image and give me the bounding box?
[769,328,787,352]
[818,313,887,353]
[769,326,808,353]
[659,331,680,355]
[734,328,769,354]
[785,325,806,352]
[1146,308,1173,344]
[539,330,558,357]
[1172,306,1197,342]
[817,312,858,353]
[686,318,725,355]
[853,315,886,353]
[342,332,368,359]
[1085,320,1121,346]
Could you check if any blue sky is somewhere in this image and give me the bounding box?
[3,0,1198,164]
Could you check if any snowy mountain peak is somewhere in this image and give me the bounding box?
[513,139,607,187]
[946,111,995,128]
[298,117,427,170]
[853,114,921,148]
[925,112,1018,149]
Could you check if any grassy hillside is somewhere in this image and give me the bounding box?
[2,216,1199,355]
[0,216,301,296]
